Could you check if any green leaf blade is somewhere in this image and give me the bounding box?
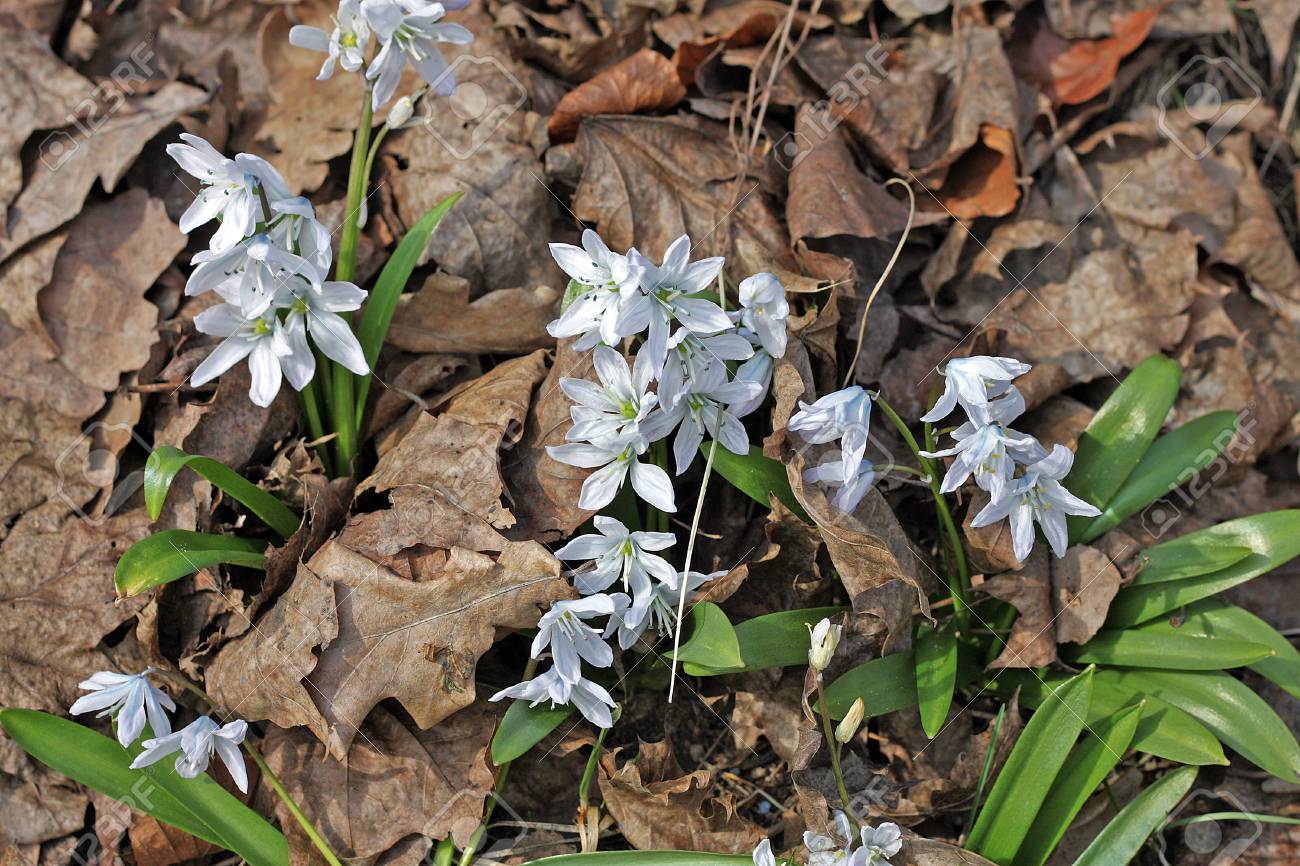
[146,446,299,539]
[490,699,574,764]
[115,530,267,597]
[915,624,957,738]
[1070,766,1197,866]
[671,603,744,676]
[1064,630,1273,670]
[704,443,809,522]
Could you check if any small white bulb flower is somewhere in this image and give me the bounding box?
[852,822,903,866]
[835,697,866,744]
[267,196,334,276]
[278,280,370,376]
[921,355,1031,423]
[921,389,1041,498]
[788,386,873,486]
[657,329,754,414]
[547,432,677,513]
[804,456,879,514]
[616,568,717,650]
[552,515,676,596]
[362,0,475,109]
[386,94,416,127]
[531,594,629,686]
[737,272,789,358]
[69,669,175,749]
[289,0,371,79]
[805,812,855,866]
[186,234,325,319]
[561,346,658,445]
[626,235,731,373]
[808,617,842,671]
[546,229,646,351]
[728,350,774,419]
[648,366,762,475]
[752,838,777,866]
[131,716,250,794]
[166,134,291,252]
[969,444,1100,561]
[490,665,618,729]
[191,305,306,408]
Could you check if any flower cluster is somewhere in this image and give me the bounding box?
[289,0,475,110]
[753,813,902,866]
[921,356,1100,561]
[788,385,878,513]
[168,134,369,407]
[492,229,789,728]
[70,670,250,793]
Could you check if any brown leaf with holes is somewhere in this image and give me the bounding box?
[1012,8,1158,106]
[548,49,686,142]
[599,740,765,853]
[387,271,559,355]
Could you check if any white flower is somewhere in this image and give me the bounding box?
[851,822,902,866]
[131,716,250,794]
[805,812,855,866]
[532,594,628,687]
[728,351,773,419]
[627,235,731,372]
[362,0,475,109]
[752,839,777,866]
[547,432,677,513]
[562,346,658,445]
[166,134,291,252]
[970,444,1100,561]
[920,355,1031,423]
[808,617,841,671]
[647,363,761,475]
[787,386,873,485]
[921,389,1041,498]
[289,0,371,79]
[279,280,370,375]
[657,329,754,414]
[191,305,307,407]
[738,272,789,358]
[69,669,175,749]
[804,456,878,514]
[553,515,676,596]
[490,665,618,729]
[267,196,333,276]
[546,230,647,351]
[187,234,324,319]
[616,568,717,650]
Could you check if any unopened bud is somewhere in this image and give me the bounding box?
[808,618,842,671]
[386,96,415,128]
[835,697,865,743]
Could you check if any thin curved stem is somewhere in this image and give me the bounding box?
[816,678,861,830]
[843,179,916,390]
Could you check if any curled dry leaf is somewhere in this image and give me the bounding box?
[548,48,686,143]
[937,125,1020,220]
[598,740,765,853]
[387,271,559,356]
[1012,8,1158,106]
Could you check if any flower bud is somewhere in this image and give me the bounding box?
[386,96,415,128]
[808,617,842,671]
[835,697,865,743]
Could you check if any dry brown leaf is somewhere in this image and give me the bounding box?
[1052,545,1122,645]
[0,82,206,266]
[208,488,569,759]
[963,490,1023,575]
[0,232,65,356]
[599,740,765,853]
[938,125,1020,220]
[0,771,87,846]
[548,49,686,142]
[263,703,496,858]
[128,817,215,866]
[977,549,1058,669]
[1012,8,1158,106]
[387,271,559,355]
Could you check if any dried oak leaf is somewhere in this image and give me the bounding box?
[207,489,569,759]
[363,350,549,530]
[496,0,652,82]
[0,82,207,266]
[0,771,87,846]
[1012,8,1158,106]
[653,1,830,87]
[599,740,765,853]
[548,49,686,142]
[0,16,93,223]
[263,703,496,859]
[387,271,559,356]
[1052,544,1121,645]
[571,114,797,283]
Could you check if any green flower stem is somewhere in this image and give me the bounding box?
[816,676,861,830]
[577,723,611,851]
[295,385,333,477]
[330,84,375,475]
[874,396,972,636]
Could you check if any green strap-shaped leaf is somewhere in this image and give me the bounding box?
[526,854,754,865]
[1102,668,1300,782]
[115,530,267,597]
[671,603,744,676]
[0,710,287,866]
[1070,766,1197,866]
[703,443,810,522]
[967,669,1094,863]
[685,606,847,675]
[490,699,574,765]
[1130,543,1253,586]
[1107,510,1300,627]
[1065,354,1181,542]
[824,650,918,719]
[146,446,300,539]
[1063,630,1273,670]
[1133,600,1300,699]
[915,624,957,738]
[1079,411,1238,543]
[353,192,463,427]
[1014,702,1143,866]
